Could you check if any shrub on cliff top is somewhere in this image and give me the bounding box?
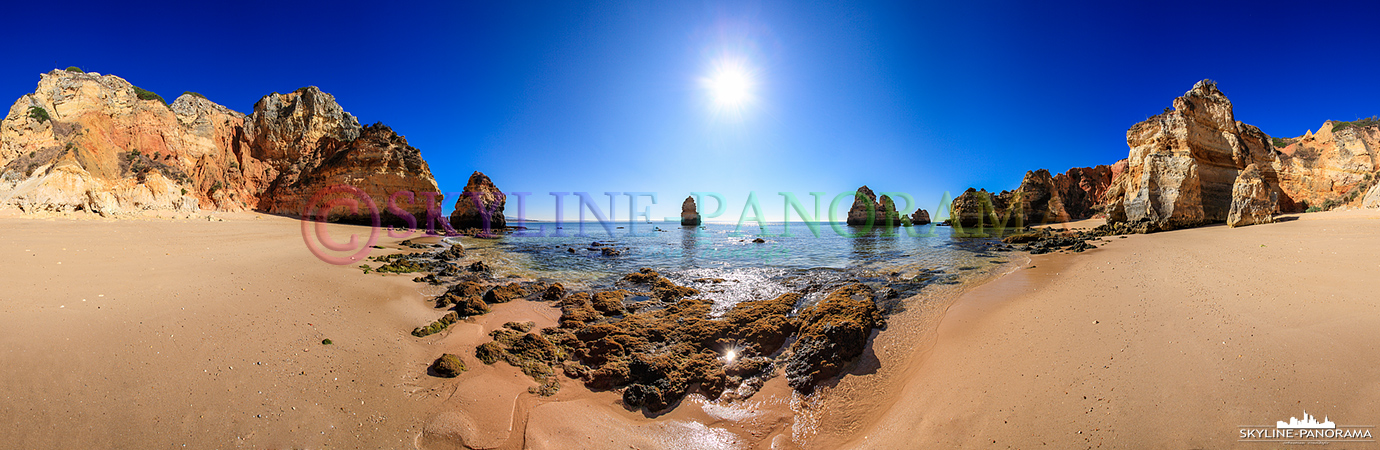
[64,66,83,73]
[182,91,207,99]
[28,106,50,124]
[132,85,167,105]
[1332,116,1380,133]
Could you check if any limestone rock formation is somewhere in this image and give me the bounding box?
[845,185,901,226]
[1228,164,1276,227]
[1104,80,1287,230]
[0,70,442,220]
[1363,183,1380,208]
[450,171,506,230]
[846,186,878,225]
[949,163,1117,229]
[680,195,700,226]
[949,188,1014,228]
[1272,119,1379,210]
[910,208,930,225]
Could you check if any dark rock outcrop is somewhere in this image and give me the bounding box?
[680,196,700,226]
[449,171,506,230]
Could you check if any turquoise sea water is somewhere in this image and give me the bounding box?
[455,221,1012,314]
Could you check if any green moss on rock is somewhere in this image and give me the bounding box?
[431,353,466,377]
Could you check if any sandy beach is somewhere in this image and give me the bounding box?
[845,210,1380,448]
[0,210,453,448]
[2,208,1378,449]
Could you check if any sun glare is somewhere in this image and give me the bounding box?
[703,59,756,116]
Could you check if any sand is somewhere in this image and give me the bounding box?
[0,210,454,448]
[845,209,1380,448]
[4,207,1378,449]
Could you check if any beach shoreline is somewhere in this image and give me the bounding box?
[5,207,1378,448]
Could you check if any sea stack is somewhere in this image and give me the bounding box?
[846,185,901,226]
[450,171,506,230]
[680,196,700,226]
[910,208,931,225]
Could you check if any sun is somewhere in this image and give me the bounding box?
[703,59,756,113]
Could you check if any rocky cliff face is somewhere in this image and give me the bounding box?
[949,164,1117,228]
[450,171,506,230]
[845,185,901,226]
[1105,80,1287,230]
[0,70,441,220]
[1272,119,1379,210]
[680,196,700,226]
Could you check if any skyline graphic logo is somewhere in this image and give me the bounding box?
[1240,411,1374,444]
[1277,411,1335,430]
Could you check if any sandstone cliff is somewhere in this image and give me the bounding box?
[0,70,441,221]
[1272,118,1380,210]
[680,196,700,226]
[949,164,1118,229]
[1104,79,1286,230]
[949,79,1380,232]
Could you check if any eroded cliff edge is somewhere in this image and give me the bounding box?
[0,69,441,221]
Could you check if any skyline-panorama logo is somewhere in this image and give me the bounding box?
[1240,411,1375,444]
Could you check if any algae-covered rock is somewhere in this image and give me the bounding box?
[475,341,505,364]
[503,321,536,332]
[784,284,879,392]
[484,283,529,303]
[453,295,491,317]
[541,282,566,301]
[431,353,466,378]
[412,311,460,337]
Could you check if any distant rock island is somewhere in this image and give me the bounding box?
[0,69,443,222]
[953,79,1380,231]
[680,195,701,226]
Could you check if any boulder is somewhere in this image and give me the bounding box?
[449,171,506,230]
[680,196,700,226]
[1228,164,1276,227]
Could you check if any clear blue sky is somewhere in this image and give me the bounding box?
[4,0,1378,222]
